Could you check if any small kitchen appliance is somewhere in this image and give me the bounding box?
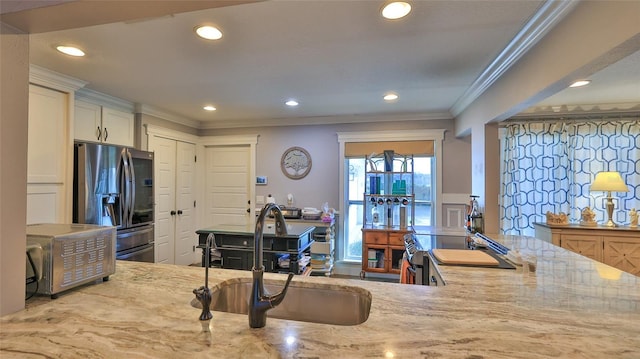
[26,223,116,298]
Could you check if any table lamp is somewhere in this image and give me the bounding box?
[590,171,628,227]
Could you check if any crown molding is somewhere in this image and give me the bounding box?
[144,124,199,143]
[450,0,579,117]
[136,104,201,129]
[75,87,134,112]
[29,64,87,93]
[199,111,453,130]
[511,102,640,119]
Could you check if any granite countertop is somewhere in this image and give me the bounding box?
[2,235,639,358]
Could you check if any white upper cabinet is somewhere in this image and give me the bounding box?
[74,99,134,147]
[74,100,101,143]
[101,107,134,147]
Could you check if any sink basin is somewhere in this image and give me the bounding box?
[191,278,371,325]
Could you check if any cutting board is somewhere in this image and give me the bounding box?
[432,249,499,266]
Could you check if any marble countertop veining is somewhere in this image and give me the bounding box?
[2,235,639,358]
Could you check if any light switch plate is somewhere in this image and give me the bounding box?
[256,195,265,204]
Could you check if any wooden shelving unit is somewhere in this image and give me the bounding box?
[361,152,415,278]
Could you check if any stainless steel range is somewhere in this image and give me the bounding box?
[404,230,514,286]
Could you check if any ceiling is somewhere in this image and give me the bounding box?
[3,0,639,129]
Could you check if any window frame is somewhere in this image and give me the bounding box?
[337,129,445,263]
[343,156,435,261]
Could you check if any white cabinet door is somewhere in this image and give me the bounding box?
[74,100,101,143]
[174,141,196,266]
[101,107,134,147]
[27,84,67,224]
[152,137,177,264]
[149,136,196,265]
[74,100,133,146]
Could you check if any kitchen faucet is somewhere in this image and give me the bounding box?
[249,203,294,328]
[193,233,214,325]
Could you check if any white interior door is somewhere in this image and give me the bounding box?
[150,136,176,264]
[204,146,251,231]
[174,141,196,265]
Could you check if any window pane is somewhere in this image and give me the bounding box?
[348,158,365,201]
[347,203,363,258]
[414,157,432,202]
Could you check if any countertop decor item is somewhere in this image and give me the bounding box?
[590,171,629,227]
[579,206,597,226]
[281,146,312,179]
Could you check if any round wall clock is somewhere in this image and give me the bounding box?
[281,146,312,179]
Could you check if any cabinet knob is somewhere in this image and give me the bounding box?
[170,210,176,216]
[177,210,183,215]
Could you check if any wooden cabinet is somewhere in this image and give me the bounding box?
[603,238,640,275]
[560,234,603,261]
[361,229,412,276]
[534,223,640,275]
[74,100,134,147]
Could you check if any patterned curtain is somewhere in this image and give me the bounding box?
[500,118,640,236]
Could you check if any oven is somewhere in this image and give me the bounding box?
[404,232,515,286]
[404,232,468,286]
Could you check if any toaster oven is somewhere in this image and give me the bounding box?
[26,223,116,299]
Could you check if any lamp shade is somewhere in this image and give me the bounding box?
[590,171,629,192]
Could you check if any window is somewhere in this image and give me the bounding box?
[337,129,445,263]
[343,156,434,261]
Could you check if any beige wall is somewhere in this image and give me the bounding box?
[1,23,29,315]
[200,119,471,211]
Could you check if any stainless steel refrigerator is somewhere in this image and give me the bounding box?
[73,142,155,262]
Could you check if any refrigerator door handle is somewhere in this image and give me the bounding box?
[126,149,135,226]
[119,148,132,228]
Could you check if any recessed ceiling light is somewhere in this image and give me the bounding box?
[56,45,85,57]
[203,105,216,111]
[195,25,222,40]
[569,80,591,88]
[382,2,412,20]
[384,93,399,101]
[285,100,299,107]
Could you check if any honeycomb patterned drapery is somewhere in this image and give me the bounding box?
[500,118,640,236]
